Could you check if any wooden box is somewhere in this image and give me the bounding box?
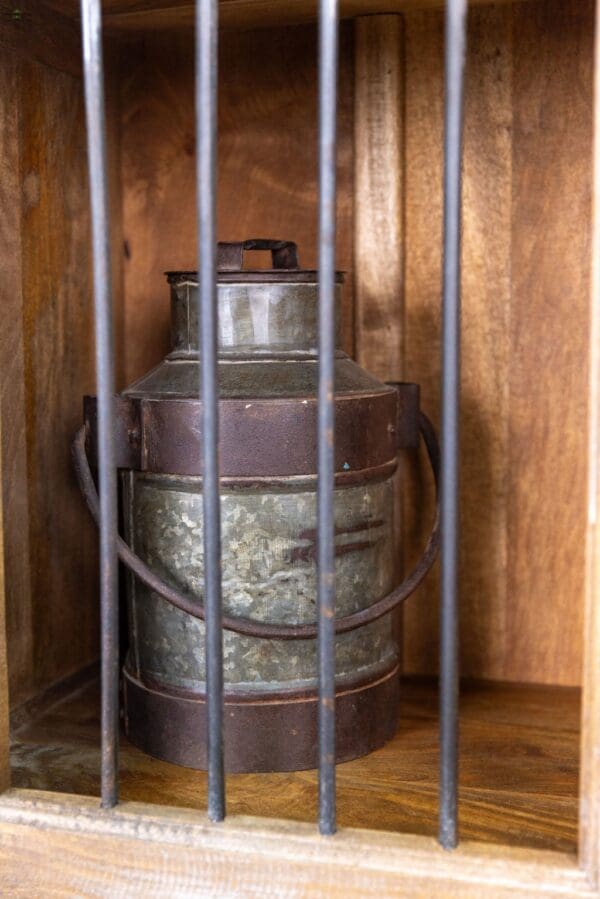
[1,0,599,894]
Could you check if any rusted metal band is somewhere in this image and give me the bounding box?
[72,411,439,641]
[84,387,415,479]
[123,664,400,772]
[387,381,421,450]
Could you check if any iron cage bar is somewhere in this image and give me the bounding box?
[195,0,226,824]
[439,0,467,850]
[80,0,119,811]
[317,0,340,838]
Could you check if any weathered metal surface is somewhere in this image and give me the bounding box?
[83,380,422,479]
[123,663,400,772]
[123,473,397,692]
[124,263,400,769]
[167,279,342,353]
[86,391,400,480]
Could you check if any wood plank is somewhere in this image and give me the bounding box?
[0,54,18,783]
[0,416,9,791]
[0,35,123,708]
[400,7,444,678]
[0,788,592,898]
[81,0,538,34]
[0,52,34,710]
[403,0,593,686]
[580,0,600,882]
[120,25,354,386]
[354,15,404,381]
[18,59,99,695]
[10,677,581,854]
[0,58,20,786]
[507,0,594,685]
[403,4,513,682]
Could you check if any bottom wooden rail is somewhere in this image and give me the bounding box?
[0,789,593,898]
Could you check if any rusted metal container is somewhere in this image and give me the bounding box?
[75,239,438,772]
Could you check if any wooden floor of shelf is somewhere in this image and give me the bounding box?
[9,675,580,854]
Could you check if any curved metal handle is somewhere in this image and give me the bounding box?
[217,239,299,272]
[72,413,439,641]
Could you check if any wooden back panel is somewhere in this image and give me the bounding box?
[120,3,593,686]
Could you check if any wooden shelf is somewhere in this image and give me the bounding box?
[10,674,580,854]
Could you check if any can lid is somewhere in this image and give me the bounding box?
[165,239,345,284]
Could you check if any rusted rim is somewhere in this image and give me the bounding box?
[84,390,400,479]
[123,664,400,772]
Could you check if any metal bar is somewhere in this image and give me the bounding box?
[317,0,339,838]
[195,0,225,822]
[439,0,467,851]
[80,0,119,809]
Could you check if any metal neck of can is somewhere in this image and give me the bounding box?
[165,274,343,356]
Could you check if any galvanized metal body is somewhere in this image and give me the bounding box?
[120,257,402,770]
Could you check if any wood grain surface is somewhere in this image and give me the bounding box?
[42,0,539,34]
[0,55,13,785]
[18,59,99,700]
[120,24,354,385]
[0,17,126,705]
[354,15,404,381]
[0,53,33,712]
[580,0,600,881]
[506,0,593,685]
[0,423,8,791]
[116,4,594,689]
[10,675,581,854]
[400,0,593,686]
[0,789,592,899]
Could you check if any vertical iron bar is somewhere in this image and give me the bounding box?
[439,0,467,850]
[195,0,224,822]
[80,0,119,809]
[317,0,339,838]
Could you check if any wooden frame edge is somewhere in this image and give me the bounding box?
[580,0,600,888]
[101,0,539,34]
[0,789,593,897]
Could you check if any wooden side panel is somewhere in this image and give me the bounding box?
[579,0,600,878]
[0,53,33,709]
[0,425,9,789]
[120,24,354,386]
[17,60,99,698]
[0,9,125,704]
[0,56,15,782]
[402,0,592,685]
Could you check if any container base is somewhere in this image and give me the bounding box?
[123,664,400,772]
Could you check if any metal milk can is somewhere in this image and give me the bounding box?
[74,239,439,772]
